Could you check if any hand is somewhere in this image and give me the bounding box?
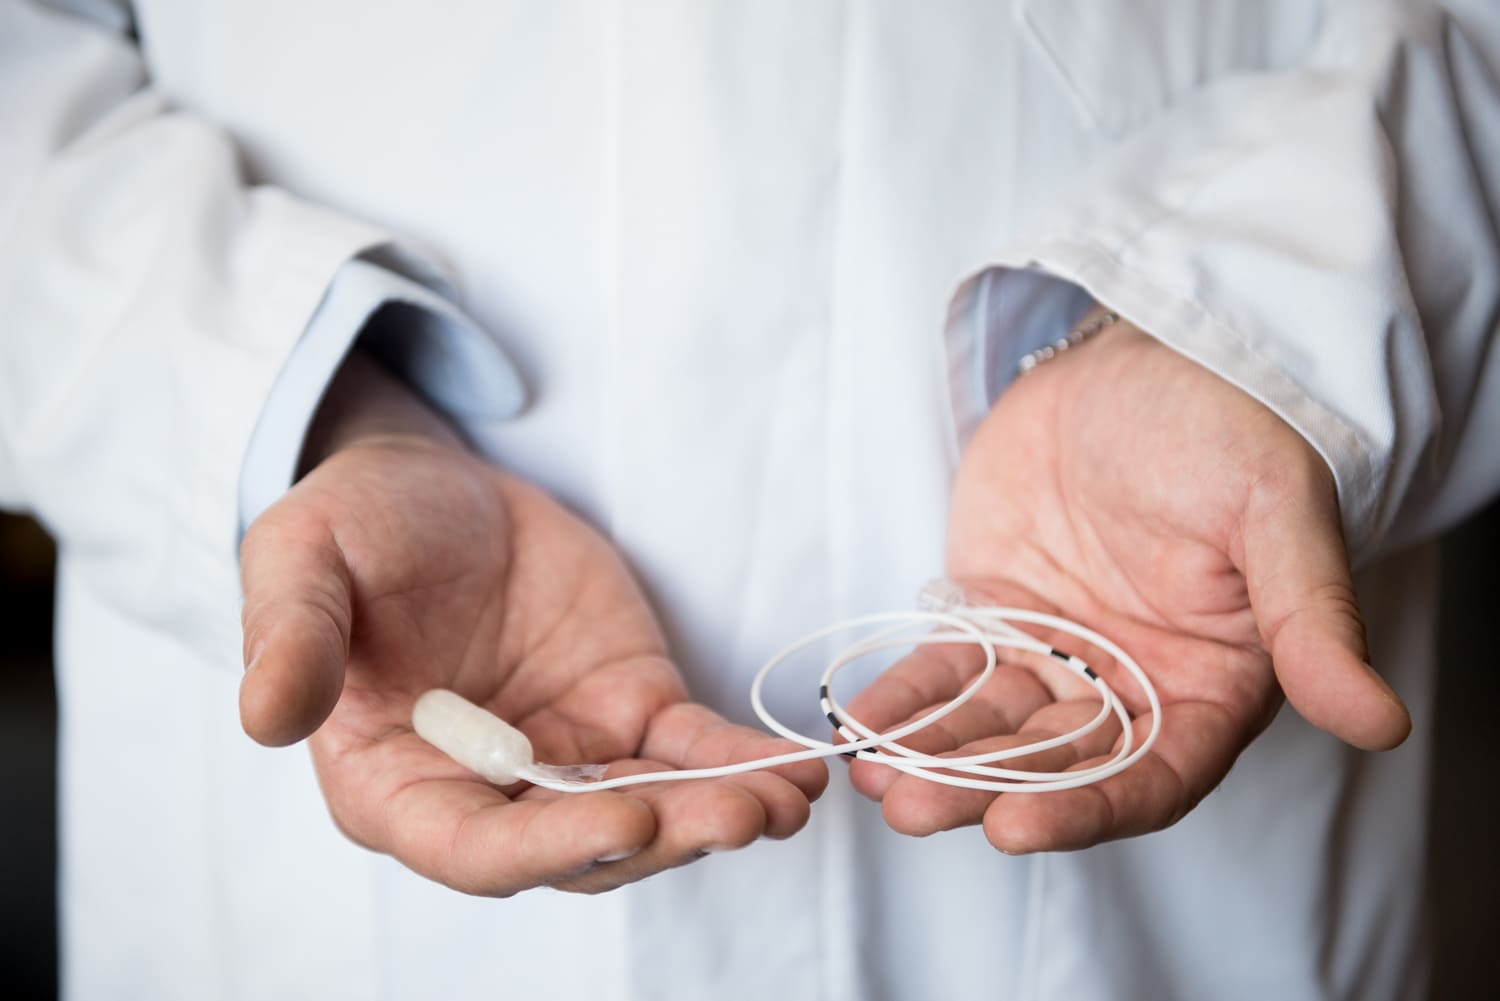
[846,314,1410,852]
[239,354,826,895]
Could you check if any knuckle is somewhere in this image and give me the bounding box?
[1245,450,1336,526]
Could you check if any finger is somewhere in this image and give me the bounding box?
[550,776,774,894]
[318,728,665,896]
[1240,464,1411,750]
[239,510,352,746]
[380,777,659,897]
[622,703,826,843]
[639,702,830,804]
[873,699,1122,836]
[347,729,783,895]
[982,701,1245,853]
[840,643,984,733]
[846,667,1054,801]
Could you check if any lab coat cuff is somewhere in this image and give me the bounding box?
[945,238,1379,554]
[943,264,1095,444]
[237,254,526,535]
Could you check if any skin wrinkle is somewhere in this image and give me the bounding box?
[566,656,683,745]
[1059,413,1230,637]
[500,796,565,894]
[957,688,1031,740]
[241,604,349,745]
[241,298,1409,889]
[373,770,442,861]
[658,705,733,764]
[952,575,1161,718]
[998,708,1195,851]
[238,354,832,896]
[334,598,725,885]
[240,520,352,664]
[439,794,491,893]
[1061,341,1231,610]
[1053,434,1134,614]
[557,794,729,896]
[855,313,1408,850]
[512,644,677,739]
[850,671,1058,804]
[648,704,747,769]
[999,456,1249,676]
[519,656,677,765]
[1272,583,1367,653]
[1104,527,1258,641]
[929,682,1044,748]
[449,609,507,706]
[486,494,679,738]
[879,666,961,723]
[494,480,610,648]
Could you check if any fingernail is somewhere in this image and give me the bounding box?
[243,654,261,676]
[595,848,640,864]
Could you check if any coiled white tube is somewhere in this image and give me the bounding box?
[413,583,1161,795]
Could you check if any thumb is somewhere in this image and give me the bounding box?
[239,513,353,747]
[1241,465,1411,751]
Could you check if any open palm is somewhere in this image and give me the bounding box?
[847,318,1409,852]
[240,433,826,896]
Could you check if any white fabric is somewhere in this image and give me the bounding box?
[0,0,390,655]
[238,257,526,532]
[949,0,1500,562]
[3,1,1497,1000]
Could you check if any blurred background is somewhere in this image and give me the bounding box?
[1,514,57,1001]
[1,504,1497,1000]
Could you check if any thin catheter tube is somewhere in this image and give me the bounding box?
[498,599,1161,795]
[522,610,998,792]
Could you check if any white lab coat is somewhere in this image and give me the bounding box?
[2,1,1497,998]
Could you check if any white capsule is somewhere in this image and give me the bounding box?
[412,689,534,785]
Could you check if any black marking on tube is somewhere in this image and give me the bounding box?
[827,710,860,758]
[819,684,830,700]
[1049,647,1069,661]
[1084,666,1099,681]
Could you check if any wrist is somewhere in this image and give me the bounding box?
[1015,305,1122,377]
[298,349,467,475]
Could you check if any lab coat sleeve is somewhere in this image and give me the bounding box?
[950,0,1500,563]
[238,257,525,535]
[0,1,458,652]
